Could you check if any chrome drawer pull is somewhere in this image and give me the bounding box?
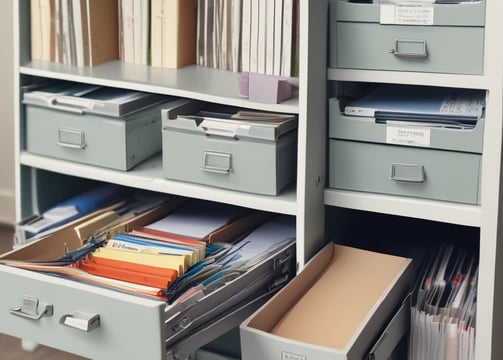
[201,151,232,174]
[390,163,425,183]
[390,39,428,58]
[9,296,53,321]
[59,311,100,332]
[58,128,86,149]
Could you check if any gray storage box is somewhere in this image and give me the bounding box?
[161,100,298,195]
[328,97,484,204]
[329,139,481,204]
[329,97,485,153]
[23,82,175,170]
[240,243,413,360]
[329,0,485,74]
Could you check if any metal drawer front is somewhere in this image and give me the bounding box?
[25,104,163,171]
[0,265,166,360]
[334,22,484,74]
[329,140,481,204]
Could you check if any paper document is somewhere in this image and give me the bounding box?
[344,84,485,124]
[145,200,252,239]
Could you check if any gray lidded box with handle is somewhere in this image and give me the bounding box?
[329,0,485,74]
[328,94,484,204]
[23,82,174,170]
[161,99,298,195]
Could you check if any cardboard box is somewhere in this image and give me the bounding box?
[240,243,413,360]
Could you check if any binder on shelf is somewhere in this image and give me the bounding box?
[151,0,197,69]
[119,0,150,65]
[30,0,54,62]
[83,0,120,66]
[34,0,119,66]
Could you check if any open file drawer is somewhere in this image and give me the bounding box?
[0,203,296,360]
[240,243,414,360]
[329,0,486,74]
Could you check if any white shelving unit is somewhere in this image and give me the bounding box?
[1,1,328,359]
[325,0,503,359]
[13,0,327,267]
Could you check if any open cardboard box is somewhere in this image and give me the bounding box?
[240,243,414,360]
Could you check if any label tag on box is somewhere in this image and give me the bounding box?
[380,4,434,25]
[386,126,431,147]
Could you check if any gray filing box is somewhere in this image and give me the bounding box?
[328,97,484,204]
[162,99,298,195]
[23,81,175,170]
[329,0,485,74]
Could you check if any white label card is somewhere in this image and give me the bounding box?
[386,126,431,147]
[380,4,434,25]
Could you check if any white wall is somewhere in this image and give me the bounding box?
[0,0,15,224]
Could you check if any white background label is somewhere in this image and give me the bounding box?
[386,126,431,147]
[380,5,434,25]
[282,351,307,360]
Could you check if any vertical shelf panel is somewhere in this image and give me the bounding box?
[296,0,328,267]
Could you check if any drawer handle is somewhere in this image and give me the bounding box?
[58,128,86,149]
[390,39,428,58]
[9,296,53,321]
[201,151,232,174]
[59,311,100,332]
[390,163,425,183]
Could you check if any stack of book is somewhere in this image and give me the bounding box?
[197,0,300,76]
[119,0,197,67]
[30,0,300,75]
[30,0,119,67]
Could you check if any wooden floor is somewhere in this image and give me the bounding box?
[0,224,88,360]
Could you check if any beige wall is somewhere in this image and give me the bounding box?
[0,0,15,224]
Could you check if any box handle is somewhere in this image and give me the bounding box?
[9,296,53,321]
[201,151,232,174]
[59,311,100,332]
[50,96,93,114]
[58,128,86,149]
[390,163,425,183]
[390,39,428,58]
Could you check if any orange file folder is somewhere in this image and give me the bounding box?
[79,257,178,289]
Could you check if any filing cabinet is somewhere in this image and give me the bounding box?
[329,0,485,74]
[327,97,484,204]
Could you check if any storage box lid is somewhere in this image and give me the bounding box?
[23,81,168,117]
[164,111,298,141]
[334,0,485,26]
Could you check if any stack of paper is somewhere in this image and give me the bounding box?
[343,84,486,129]
[409,243,478,360]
